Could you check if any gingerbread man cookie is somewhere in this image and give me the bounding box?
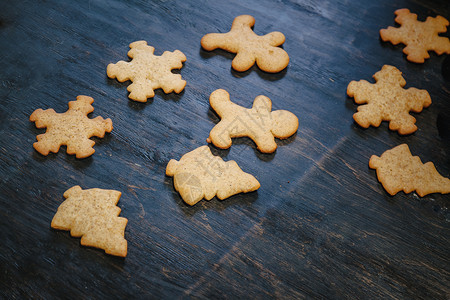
[166,146,260,206]
[201,15,289,73]
[369,144,450,197]
[206,89,298,153]
[51,186,128,257]
[107,41,186,102]
[347,65,431,135]
[30,95,113,158]
[380,8,450,63]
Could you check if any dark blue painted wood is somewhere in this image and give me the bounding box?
[0,0,449,298]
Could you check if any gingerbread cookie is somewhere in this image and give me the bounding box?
[107,41,186,102]
[380,8,450,63]
[30,95,113,158]
[369,144,450,197]
[51,186,128,257]
[166,146,260,206]
[201,15,289,73]
[206,89,298,153]
[347,65,431,135]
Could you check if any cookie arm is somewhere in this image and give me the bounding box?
[210,89,233,118]
[262,31,286,47]
[201,33,231,51]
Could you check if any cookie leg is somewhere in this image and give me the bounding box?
[253,133,278,153]
[231,51,256,72]
[209,122,233,149]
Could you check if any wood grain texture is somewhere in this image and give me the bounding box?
[0,0,449,298]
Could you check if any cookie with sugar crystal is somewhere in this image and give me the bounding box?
[29,95,113,158]
[380,8,450,63]
[166,145,260,206]
[347,65,431,135]
[206,89,298,153]
[51,186,128,257]
[201,15,289,73]
[107,40,186,102]
[369,144,450,197]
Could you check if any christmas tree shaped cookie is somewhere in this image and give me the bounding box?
[369,144,450,197]
[380,8,450,63]
[347,65,431,135]
[107,41,186,102]
[51,186,128,257]
[166,146,260,206]
[30,95,113,158]
[207,89,298,153]
[201,15,289,72]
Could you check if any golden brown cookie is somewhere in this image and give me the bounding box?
[207,89,298,153]
[51,186,128,257]
[369,144,450,197]
[107,41,186,102]
[347,65,431,135]
[201,15,289,73]
[380,8,450,63]
[166,146,260,206]
[30,95,113,158]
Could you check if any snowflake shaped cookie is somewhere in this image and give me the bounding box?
[380,8,450,63]
[201,15,289,73]
[30,95,113,158]
[107,41,187,102]
[347,65,431,135]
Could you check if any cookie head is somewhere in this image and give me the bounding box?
[270,110,299,139]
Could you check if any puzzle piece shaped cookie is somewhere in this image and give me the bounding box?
[380,8,450,63]
[30,95,113,158]
[347,65,431,135]
[206,89,298,153]
[369,144,450,197]
[107,41,186,102]
[51,186,128,257]
[166,146,260,206]
[201,15,289,73]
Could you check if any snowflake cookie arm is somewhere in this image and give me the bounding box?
[159,50,187,94]
[347,80,382,128]
[29,108,61,155]
[425,15,450,56]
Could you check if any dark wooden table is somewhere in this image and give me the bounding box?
[1,0,449,298]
